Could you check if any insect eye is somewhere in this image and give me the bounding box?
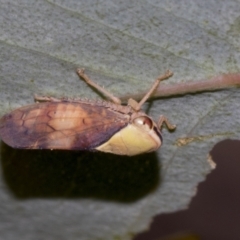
[133,116,153,129]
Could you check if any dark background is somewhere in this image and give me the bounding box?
[134,139,240,240]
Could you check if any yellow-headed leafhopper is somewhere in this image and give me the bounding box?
[0,69,175,156]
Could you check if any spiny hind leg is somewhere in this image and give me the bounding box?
[76,68,122,105]
[34,95,63,102]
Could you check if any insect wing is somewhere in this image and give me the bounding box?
[0,102,128,150]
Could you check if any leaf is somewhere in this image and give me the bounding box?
[0,0,239,240]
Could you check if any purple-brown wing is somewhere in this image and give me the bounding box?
[0,102,129,150]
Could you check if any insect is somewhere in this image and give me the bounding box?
[0,69,176,156]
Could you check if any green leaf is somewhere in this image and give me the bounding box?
[0,1,239,240]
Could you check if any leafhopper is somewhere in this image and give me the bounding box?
[0,69,175,156]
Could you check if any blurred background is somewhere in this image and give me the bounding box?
[134,139,240,240]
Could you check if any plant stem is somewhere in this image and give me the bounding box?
[120,73,240,102]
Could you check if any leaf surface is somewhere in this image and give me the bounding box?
[0,0,239,239]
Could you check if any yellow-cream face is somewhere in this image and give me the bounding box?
[96,116,162,156]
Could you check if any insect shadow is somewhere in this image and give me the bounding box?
[1,142,161,202]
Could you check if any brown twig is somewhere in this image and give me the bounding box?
[120,73,240,102]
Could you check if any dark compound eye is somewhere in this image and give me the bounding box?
[133,116,153,129]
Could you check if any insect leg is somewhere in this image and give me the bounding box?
[34,95,62,102]
[131,70,173,111]
[76,68,122,105]
[158,115,176,131]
